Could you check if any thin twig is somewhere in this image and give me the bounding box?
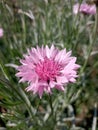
[92,103,97,130]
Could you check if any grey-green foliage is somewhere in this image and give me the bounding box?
[0,0,98,130]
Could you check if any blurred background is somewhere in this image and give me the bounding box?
[0,0,98,130]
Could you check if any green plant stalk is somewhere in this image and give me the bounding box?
[18,87,36,116]
[49,94,53,116]
[48,94,57,129]
[0,62,9,80]
[80,6,98,75]
[21,14,26,50]
[72,0,83,50]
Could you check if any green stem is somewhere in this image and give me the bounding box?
[48,94,56,129]
[21,14,26,50]
[49,94,53,116]
[80,6,98,75]
[18,87,36,117]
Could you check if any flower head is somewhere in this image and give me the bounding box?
[16,45,80,98]
[73,3,96,15]
[0,28,3,38]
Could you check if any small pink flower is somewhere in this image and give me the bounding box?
[0,28,3,38]
[73,3,96,15]
[16,45,80,98]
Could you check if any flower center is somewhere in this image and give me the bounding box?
[35,58,61,82]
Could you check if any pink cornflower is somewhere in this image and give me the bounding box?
[0,28,3,38]
[73,3,96,15]
[16,45,80,98]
